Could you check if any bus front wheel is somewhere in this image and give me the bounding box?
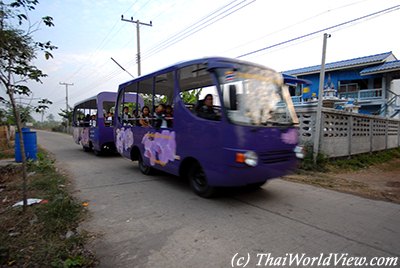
[188,163,215,198]
[138,154,152,175]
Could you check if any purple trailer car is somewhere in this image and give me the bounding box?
[72,91,142,155]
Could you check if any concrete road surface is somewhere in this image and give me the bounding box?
[37,130,400,268]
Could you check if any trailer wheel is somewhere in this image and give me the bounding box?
[188,163,215,198]
[138,154,152,175]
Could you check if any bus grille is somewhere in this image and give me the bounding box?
[259,150,295,164]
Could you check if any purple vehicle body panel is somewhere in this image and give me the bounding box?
[114,57,302,196]
[72,91,142,154]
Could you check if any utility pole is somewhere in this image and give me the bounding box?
[59,82,73,127]
[313,33,331,164]
[121,15,152,76]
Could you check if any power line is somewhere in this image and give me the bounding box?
[237,4,400,59]
[221,0,369,55]
[142,0,241,56]
[141,0,255,61]
[62,1,398,106]
[67,0,253,100]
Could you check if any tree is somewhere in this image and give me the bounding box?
[58,108,72,127]
[0,0,56,210]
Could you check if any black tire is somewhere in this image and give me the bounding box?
[82,145,91,152]
[138,154,152,175]
[188,163,215,198]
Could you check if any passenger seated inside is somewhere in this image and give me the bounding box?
[105,112,113,126]
[153,104,168,128]
[197,94,220,121]
[90,114,97,127]
[122,106,130,125]
[139,106,153,128]
[165,105,173,128]
[84,114,91,127]
[132,109,140,126]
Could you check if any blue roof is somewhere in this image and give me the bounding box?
[282,74,311,85]
[360,60,400,75]
[284,51,394,75]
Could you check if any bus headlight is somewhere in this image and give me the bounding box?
[244,151,258,167]
[236,151,258,167]
[294,146,304,159]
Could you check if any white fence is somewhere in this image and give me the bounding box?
[296,108,400,157]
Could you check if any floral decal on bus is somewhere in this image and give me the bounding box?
[281,128,298,145]
[142,130,176,166]
[115,127,134,154]
[81,128,90,146]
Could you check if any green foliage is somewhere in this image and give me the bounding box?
[181,89,202,104]
[298,143,328,172]
[141,94,168,108]
[331,148,400,171]
[0,103,33,125]
[37,193,81,234]
[0,0,57,132]
[0,149,96,266]
[62,255,85,268]
[58,108,73,126]
[28,151,54,172]
[298,145,400,172]
[35,98,52,113]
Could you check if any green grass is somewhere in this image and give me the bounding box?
[331,147,400,171]
[0,150,96,267]
[298,146,400,172]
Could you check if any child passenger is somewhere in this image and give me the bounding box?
[153,104,167,128]
[165,105,173,128]
[139,106,152,127]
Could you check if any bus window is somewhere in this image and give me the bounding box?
[103,101,114,127]
[153,72,174,128]
[178,65,221,120]
[118,83,140,126]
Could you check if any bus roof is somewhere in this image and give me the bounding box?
[118,57,275,90]
[73,91,117,109]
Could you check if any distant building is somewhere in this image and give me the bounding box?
[283,51,400,118]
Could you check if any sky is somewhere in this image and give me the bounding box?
[2,0,400,121]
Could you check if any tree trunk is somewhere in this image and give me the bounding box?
[7,92,28,211]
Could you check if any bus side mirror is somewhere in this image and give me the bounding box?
[223,85,237,110]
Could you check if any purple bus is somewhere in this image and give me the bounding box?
[72,91,143,155]
[115,57,304,197]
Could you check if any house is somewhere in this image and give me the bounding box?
[283,51,400,118]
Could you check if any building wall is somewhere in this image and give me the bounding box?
[297,67,380,99]
[297,107,400,158]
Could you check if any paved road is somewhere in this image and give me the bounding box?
[37,130,400,268]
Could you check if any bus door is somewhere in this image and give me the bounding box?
[139,71,179,175]
[175,64,224,183]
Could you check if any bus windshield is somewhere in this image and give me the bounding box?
[215,65,298,127]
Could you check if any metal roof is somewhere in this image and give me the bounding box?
[360,60,400,75]
[284,51,394,76]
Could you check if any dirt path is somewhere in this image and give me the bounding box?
[284,158,400,204]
